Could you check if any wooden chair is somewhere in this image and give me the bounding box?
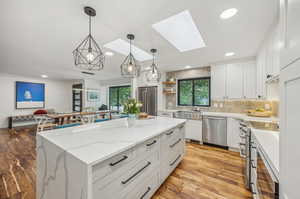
[35,116,57,133]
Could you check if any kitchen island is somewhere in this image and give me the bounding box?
[36,117,186,199]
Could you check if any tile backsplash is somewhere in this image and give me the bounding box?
[167,100,279,117]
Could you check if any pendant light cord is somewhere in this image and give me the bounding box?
[88,14,92,51]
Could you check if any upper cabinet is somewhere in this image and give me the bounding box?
[211,60,257,100]
[226,63,244,99]
[243,61,257,99]
[280,0,300,68]
[211,64,227,100]
[257,22,281,81]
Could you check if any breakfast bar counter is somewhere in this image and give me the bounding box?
[36,117,186,199]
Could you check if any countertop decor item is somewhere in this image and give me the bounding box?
[120,34,140,78]
[73,7,105,71]
[146,49,161,83]
[123,98,142,127]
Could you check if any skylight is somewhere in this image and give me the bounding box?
[104,39,152,62]
[152,10,206,52]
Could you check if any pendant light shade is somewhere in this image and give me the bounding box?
[73,7,105,71]
[146,49,161,83]
[120,34,140,78]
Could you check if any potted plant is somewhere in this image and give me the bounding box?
[123,98,143,127]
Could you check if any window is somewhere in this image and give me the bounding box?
[109,86,131,112]
[178,77,210,106]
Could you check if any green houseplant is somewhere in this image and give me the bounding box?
[123,99,143,127]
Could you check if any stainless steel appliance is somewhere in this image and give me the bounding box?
[138,86,158,116]
[250,136,279,199]
[202,116,227,147]
[239,121,251,190]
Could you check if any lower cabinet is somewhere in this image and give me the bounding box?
[227,118,241,149]
[92,124,185,199]
[185,120,202,141]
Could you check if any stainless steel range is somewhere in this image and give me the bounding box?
[239,121,251,190]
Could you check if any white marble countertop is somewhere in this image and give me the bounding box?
[38,117,186,166]
[252,128,279,178]
[202,111,279,123]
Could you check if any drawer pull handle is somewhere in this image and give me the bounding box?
[250,183,257,195]
[121,162,151,185]
[109,155,128,166]
[146,140,157,147]
[140,187,151,199]
[240,134,246,139]
[166,131,174,136]
[170,138,182,148]
[170,154,182,166]
[251,160,256,169]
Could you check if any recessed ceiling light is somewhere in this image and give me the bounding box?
[41,75,48,78]
[152,10,206,52]
[220,8,238,19]
[104,39,152,61]
[105,51,114,56]
[185,65,191,69]
[225,52,235,57]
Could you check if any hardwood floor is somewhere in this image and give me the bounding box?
[0,128,252,199]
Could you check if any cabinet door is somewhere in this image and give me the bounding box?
[226,63,244,99]
[243,62,257,99]
[256,49,267,99]
[227,118,240,149]
[185,120,202,141]
[211,64,227,100]
[280,0,300,69]
[280,59,300,199]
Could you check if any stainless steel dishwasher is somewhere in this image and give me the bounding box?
[202,116,227,147]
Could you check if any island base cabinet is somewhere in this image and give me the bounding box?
[123,171,160,199]
[92,151,159,199]
[36,119,186,199]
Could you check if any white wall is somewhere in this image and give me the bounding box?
[0,73,73,128]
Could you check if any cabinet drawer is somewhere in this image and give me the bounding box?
[160,126,183,144]
[92,136,160,183]
[160,139,184,182]
[123,170,159,199]
[93,151,159,199]
[92,148,136,182]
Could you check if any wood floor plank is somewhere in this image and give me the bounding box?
[0,128,252,199]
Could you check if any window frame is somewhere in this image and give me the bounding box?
[177,77,211,107]
[109,85,131,112]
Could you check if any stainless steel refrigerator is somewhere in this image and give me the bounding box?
[138,86,158,116]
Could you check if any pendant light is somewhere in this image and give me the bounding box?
[120,34,140,78]
[73,7,105,71]
[146,49,161,83]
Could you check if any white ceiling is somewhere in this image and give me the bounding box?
[0,0,278,81]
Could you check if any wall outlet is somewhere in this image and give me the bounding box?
[213,103,218,108]
[219,103,224,108]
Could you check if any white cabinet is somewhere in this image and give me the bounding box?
[243,61,257,99]
[211,64,227,100]
[279,1,300,198]
[227,118,241,149]
[280,0,300,69]
[257,22,281,85]
[211,61,257,100]
[185,120,202,141]
[280,59,300,199]
[256,47,267,99]
[226,63,244,99]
